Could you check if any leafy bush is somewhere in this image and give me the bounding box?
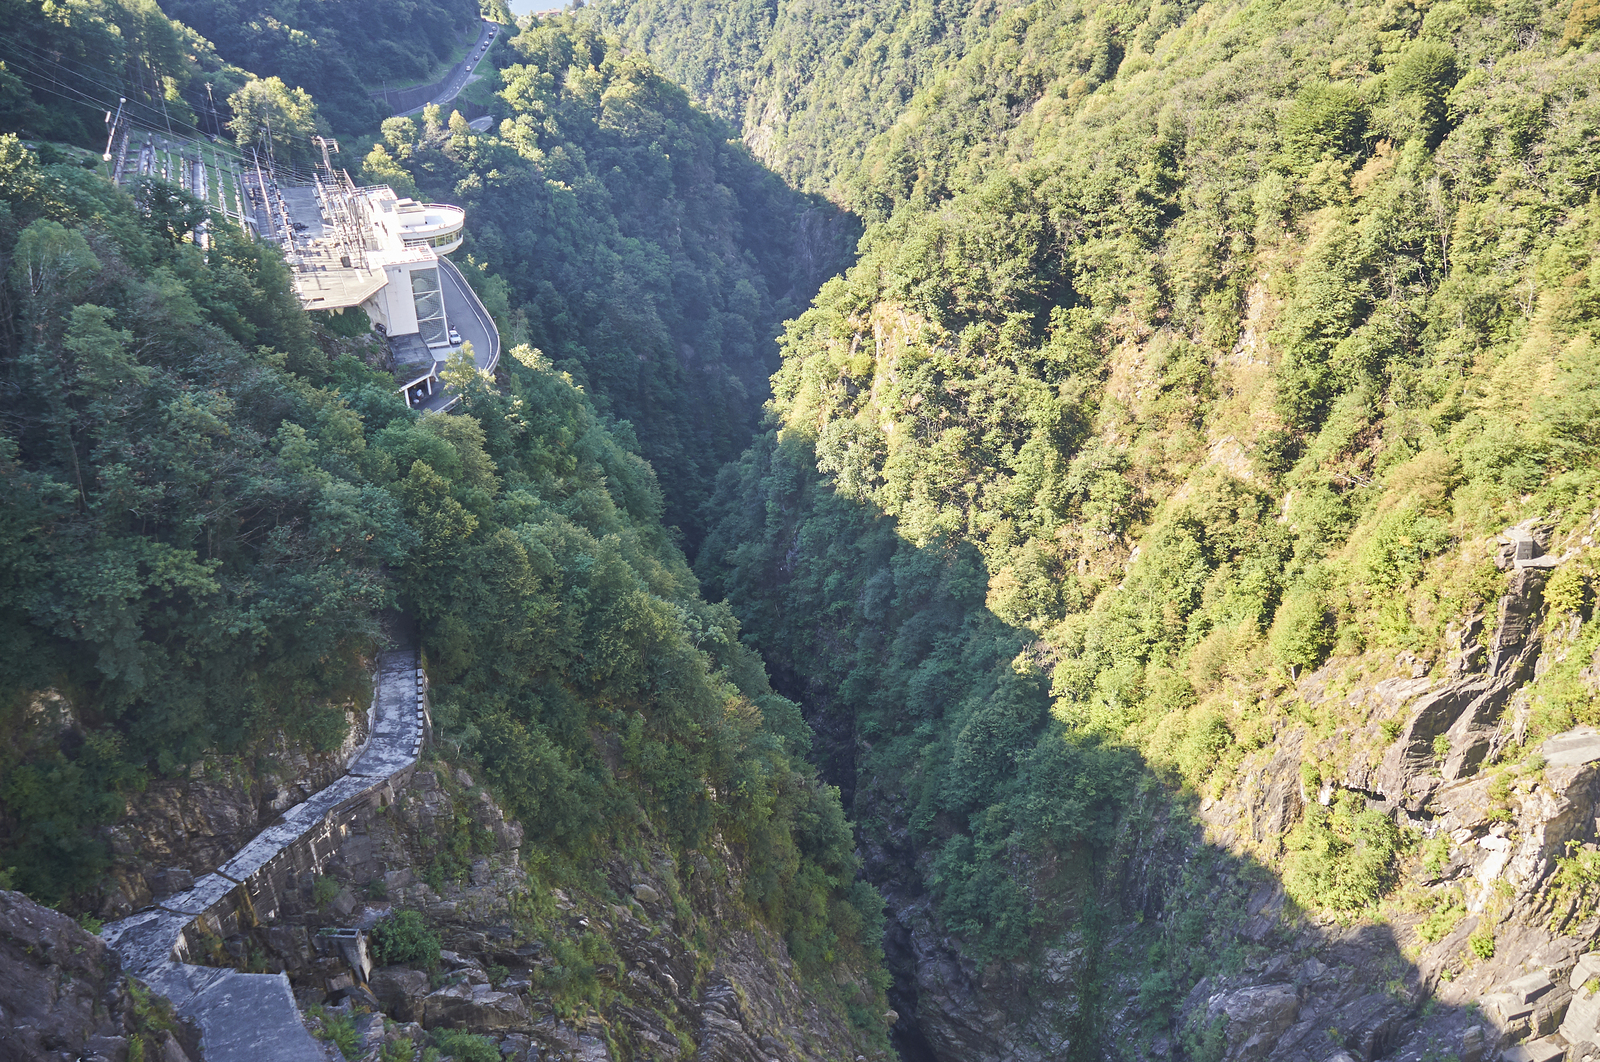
[371,911,441,969]
[1357,506,1452,596]
[312,1007,359,1058]
[1282,793,1402,913]
[1387,42,1459,145]
[1420,836,1451,878]
[1280,82,1368,169]
[380,1040,416,1062]
[311,875,340,910]
[1183,1014,1229,1062]
[1269,591,1335,675]
[1414,890,1465,943]
[1545,562,1591,618]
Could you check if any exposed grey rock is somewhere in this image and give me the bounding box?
[151,867,196,898]
[1328,992,1407,1062]
[1507,969,1554,1003]
[1564,984,1600,1046]
[1502,1038,1565,1062]
[99,646,426,1062]
[371,965,431,1022]
[1205,984,1299,1062]
[1545,727,1600,769]
[422,981,530,1031]
[1573,953,1600,991]
[0,889,170,1062]
[632,882,663,903]
[1374,569,1549,804]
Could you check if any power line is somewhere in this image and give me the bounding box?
[1,29,336,180]
[0,31,218,143]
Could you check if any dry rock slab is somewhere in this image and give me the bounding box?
[1502,1038,1565,1062]
[1205,984,1299,1062]
[1563,985,1600,1046]
[1572,953,1600,992]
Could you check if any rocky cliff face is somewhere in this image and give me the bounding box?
[841,517,1600,1062]
[95,706,371,924]
[0,888,199,1062]
[106,756,885,1062]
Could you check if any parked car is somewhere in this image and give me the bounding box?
[448,328,462,345]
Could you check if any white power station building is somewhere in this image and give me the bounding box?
[279,182,471,407]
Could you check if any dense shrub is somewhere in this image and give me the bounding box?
[1282,793,1403,914]
[370,911,441,969]
[431,1030,500,1062]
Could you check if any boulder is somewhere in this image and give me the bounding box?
[371,965,432,1022]
[422,981,530,1032]
[1574,952,1600,992]
[1205,984,1299,1062]
[1328,992,1407,1062]
[1507,969,1554,1004]
[150,867,195,898]
[1502,1038,1565,1062]
[633,883,663,904]
[0,889,160,1062]
[1563,984,1600,1046]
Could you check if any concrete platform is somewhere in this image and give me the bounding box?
[147,962,327,1062]
[157,872,238,915]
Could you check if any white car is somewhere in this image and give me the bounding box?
[448,328,462,345]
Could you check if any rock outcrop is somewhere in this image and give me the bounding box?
[181,763,881,1062]
[0,889,198,1062]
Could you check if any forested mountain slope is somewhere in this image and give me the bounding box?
[12,0,1600,1056]
[0,0,249,145]
[594,0,1600,1056]
[0,4,889,1049]
[364,16,858,539]
[581,0,1018,206]
[155,0,486,133]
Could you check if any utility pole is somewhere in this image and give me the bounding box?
[103,96,125,163]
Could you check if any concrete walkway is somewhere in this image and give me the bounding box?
[102,647,429,1062]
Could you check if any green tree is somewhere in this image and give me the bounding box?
[227,76,325,169]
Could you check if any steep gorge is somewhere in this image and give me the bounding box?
[8,0,1600,1059]
[585,0,1600,1057]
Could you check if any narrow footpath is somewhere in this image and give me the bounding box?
[101,647,430,1062]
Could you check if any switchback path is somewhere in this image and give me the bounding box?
[102,647,430,1062]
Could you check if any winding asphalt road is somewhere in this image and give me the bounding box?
[398,20,501,118]
[417,257,502,413]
